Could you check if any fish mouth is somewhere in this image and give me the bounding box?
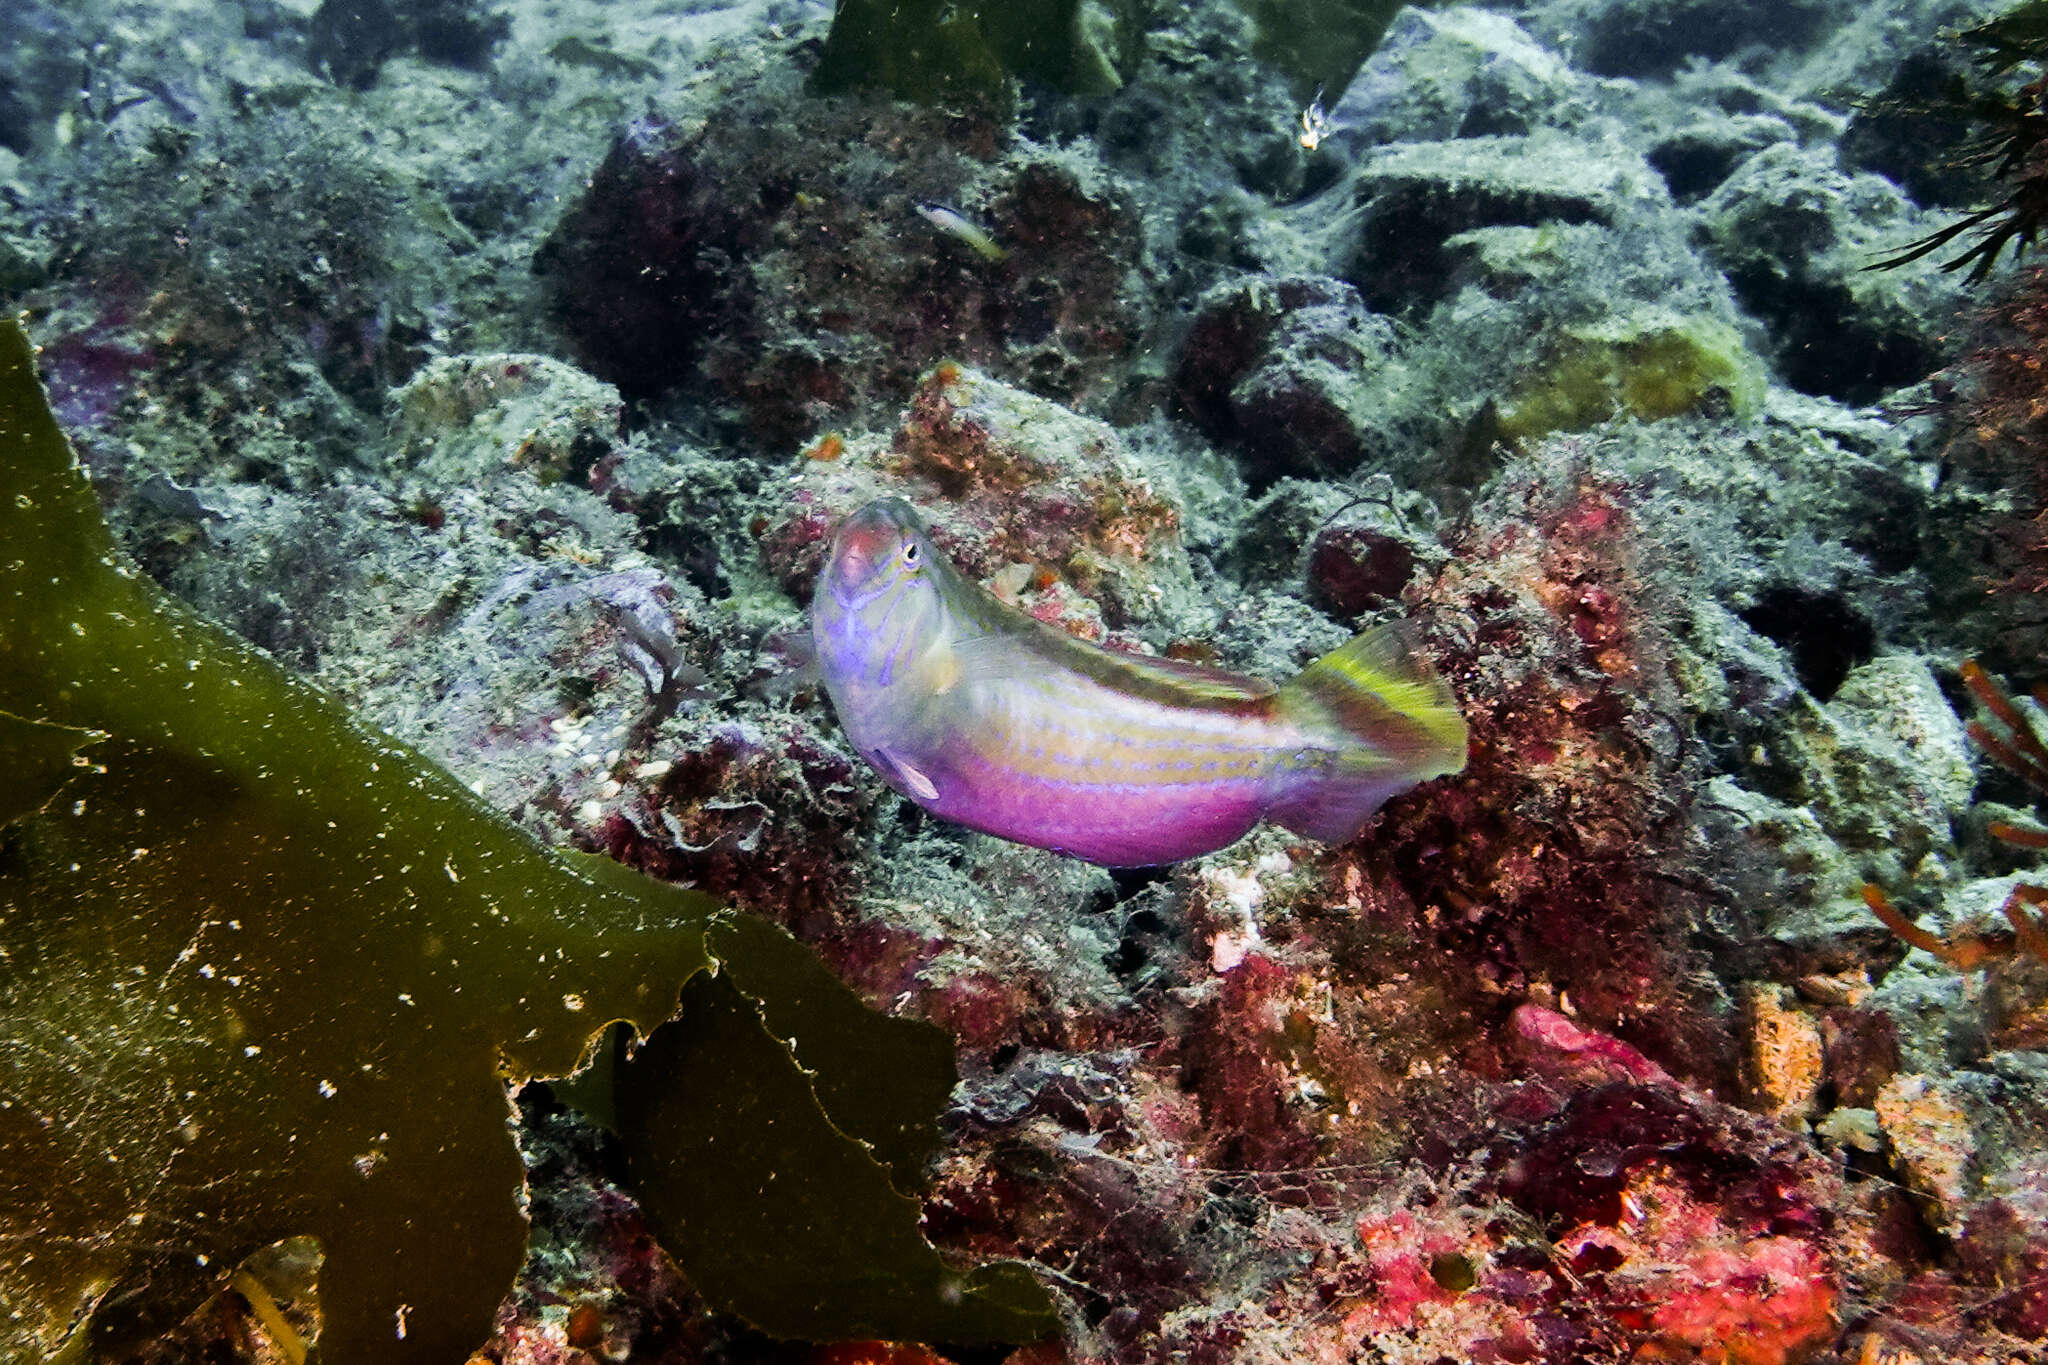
[825,499,921,600]
[832,514,893,576]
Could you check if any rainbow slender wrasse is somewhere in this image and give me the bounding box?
[913,201,1008,263]
[811,499,1469,866]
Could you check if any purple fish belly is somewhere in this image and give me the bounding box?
[925,744,1269,865]
[898,668,1311,864]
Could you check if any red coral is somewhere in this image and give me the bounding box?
[1176,953,1325,1172]
[1955,1191,2048,1337]
[1941,266,2048,611]
[1306,524,1418,616]
[1482,1083,1839,1364]
[1509,1003,1676,1089]
[1348,1209,1469,1331]
[1351,455,1733,1090]
[1613,1217,1835,1364]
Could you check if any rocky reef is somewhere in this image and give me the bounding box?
[5,0,2048,1360]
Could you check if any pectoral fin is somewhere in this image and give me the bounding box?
[942,633,1032,688]
[874,747,939,802]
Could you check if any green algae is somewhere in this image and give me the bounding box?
[811,0,1127,105]
[616,913,1054,1343]
[810,0,1406,107]
[0,710,102,828]
[1236,0,1409,102]
[1496,312,1766,441]
[0,318,1055,1360]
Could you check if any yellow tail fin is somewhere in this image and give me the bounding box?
[1269,623,1467,843]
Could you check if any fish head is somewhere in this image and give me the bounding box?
[819,497,934,600]
[812,498,949,692]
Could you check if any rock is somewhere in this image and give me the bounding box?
[1819,1005,1901,1110]
[1591,390,1936,651]
[1714,655,1972,952]
[1175,274,1419,483]
[1383,216,1761,483]
[1227,478,1359,586]
[1696,143,1966,403]
[1324,6,1586,153]
[1738,584,1877,701]
[534,75,1144,439]
[1646,113,1799,205]
[761,364,1199,638]
[1984,950,2048,1052]
[0,230,45,292]
[1954,1179,2048,1337]
[1339,132,1668,314]
[1533,0,1838,79]
[1893,874,2048,1050]
[1697,777,1870,940]
[1782,654,1975,885]
[1876,1072,1976,1227]
[1306,522,1418,617]
[1815,1105,1885,1158]
[390,353,622,485]
[531,122,760,405]
[307,0,511,88]
[1839,48,1990,210]
[0,79,28,157]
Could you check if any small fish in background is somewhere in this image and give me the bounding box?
[914,201,1009,263]
[1297,87,1330,151]
[811,498,1468,867]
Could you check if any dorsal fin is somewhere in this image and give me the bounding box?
[945,624,1276,711]
[1089,647,1278,707]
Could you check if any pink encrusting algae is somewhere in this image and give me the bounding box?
[810,498,1468,866]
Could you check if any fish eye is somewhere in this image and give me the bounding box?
[901,541,921,567]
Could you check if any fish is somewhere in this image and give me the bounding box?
[913,201,1009,263]
[810,498,1468,866]
[1297,86,1330,151]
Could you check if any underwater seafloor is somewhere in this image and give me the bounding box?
[6,0,2048,1360]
